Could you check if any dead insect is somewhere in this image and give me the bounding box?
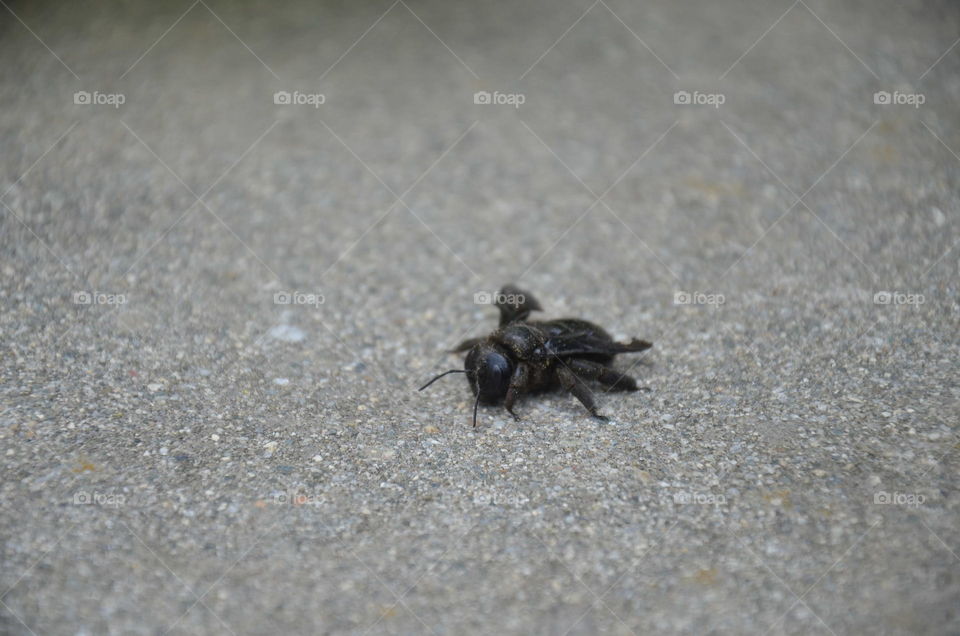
[419,285,652,426]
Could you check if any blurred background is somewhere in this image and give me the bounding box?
[1,0,958,634]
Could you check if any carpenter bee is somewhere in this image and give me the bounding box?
[419,285,652,426]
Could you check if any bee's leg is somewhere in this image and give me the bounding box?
[556,366,608,420]
[496,285,542,326]
[504,363,530,421]
[567,359,642,391]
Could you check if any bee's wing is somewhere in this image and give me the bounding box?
[545,332,652,358]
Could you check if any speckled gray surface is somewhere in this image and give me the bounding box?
[1,1,959,634]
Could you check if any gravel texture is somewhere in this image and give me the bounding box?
[1,0,959,634]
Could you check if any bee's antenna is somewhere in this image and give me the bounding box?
[418,369,466,391]
[472,392,481,428]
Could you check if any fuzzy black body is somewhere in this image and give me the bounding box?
[478,319,618,392]
[422,285,653,425]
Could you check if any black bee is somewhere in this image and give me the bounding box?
[419,285,652,426]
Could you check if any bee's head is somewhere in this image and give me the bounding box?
[465,343,513,403]
[417,341,514,428]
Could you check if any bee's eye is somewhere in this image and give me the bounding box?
[477,352,512,400]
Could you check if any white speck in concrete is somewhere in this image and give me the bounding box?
[268,325,306,343]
